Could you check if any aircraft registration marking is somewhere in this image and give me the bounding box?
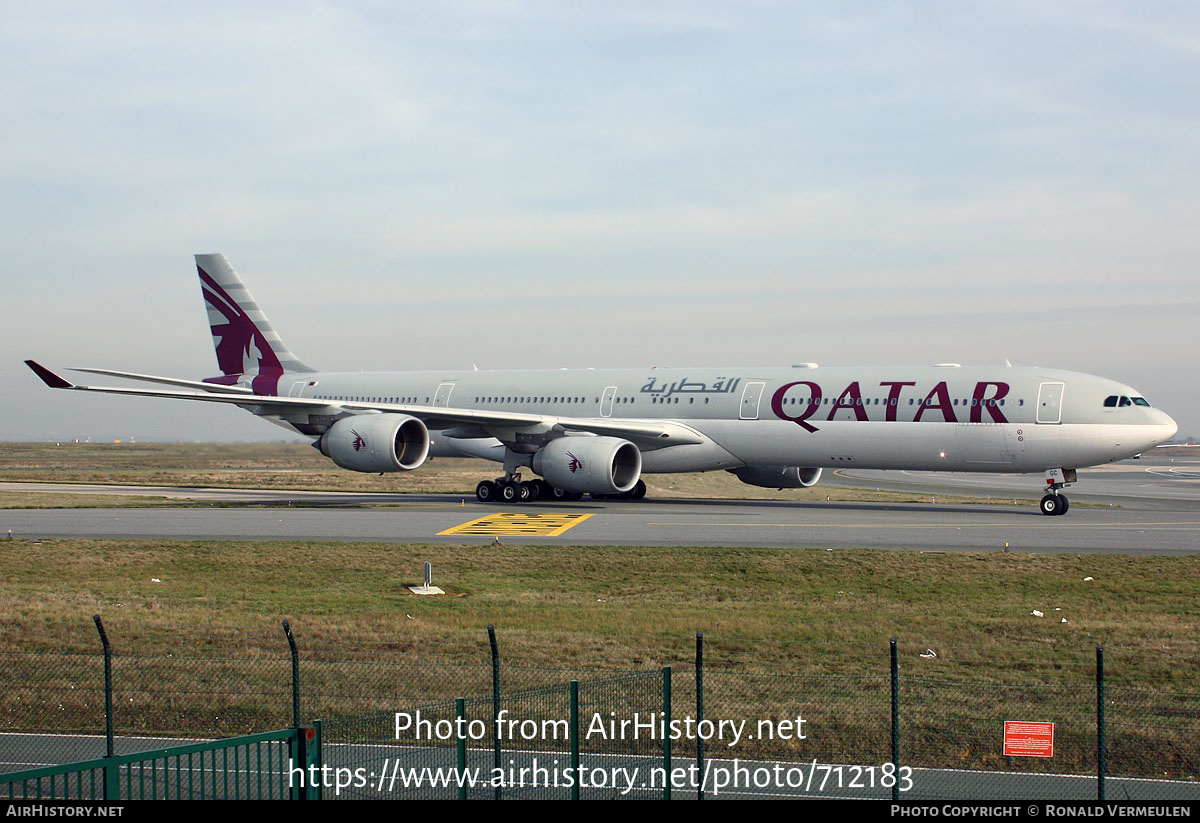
[439,512,594,537]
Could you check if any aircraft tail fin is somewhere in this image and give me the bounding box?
[195,253,314,394]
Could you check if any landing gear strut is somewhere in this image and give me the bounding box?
[1038,468,1076,516]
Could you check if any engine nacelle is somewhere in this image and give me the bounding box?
[533,437,642,495]
[730,466,823,489]
[318,414,430,473]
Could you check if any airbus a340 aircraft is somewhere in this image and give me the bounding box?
[27,254,1178,516]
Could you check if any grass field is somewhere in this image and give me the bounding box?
[2,537,1196,685]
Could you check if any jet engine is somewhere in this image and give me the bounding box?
[730,466,823,489]
[317,414,430,472]
[533,437,642,495]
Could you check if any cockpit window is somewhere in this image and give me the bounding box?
[1105,395,1150,408]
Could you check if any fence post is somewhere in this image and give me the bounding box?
[456,698,467,801]
[290,726,306,800]
[312,719,324,801]
[1096,645,1106,801]
[488,625,502,801]
[890,637,900,803]
[663,665,672,801]
[696,631,705,801]
[570,681,580,801]
[103,759,120,801]
[282,620,300,729]
[288,725,319,800]
[92,615,113,759]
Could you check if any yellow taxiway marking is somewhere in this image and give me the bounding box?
[439,512,595,537]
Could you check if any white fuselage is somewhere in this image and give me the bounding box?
[268,364,1177,475]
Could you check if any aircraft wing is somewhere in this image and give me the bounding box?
[26,361,703,447]
[68,367,254,394]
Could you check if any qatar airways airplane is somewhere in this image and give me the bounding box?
[26,254,1178,516]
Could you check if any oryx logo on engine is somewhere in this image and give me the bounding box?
[351,430,366,452]
[566,452,582,473]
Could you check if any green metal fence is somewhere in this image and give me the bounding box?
[1,727,318,801]
[320,669,673,800]
[2,620,1199,801]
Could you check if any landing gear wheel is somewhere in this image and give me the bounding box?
[500,482,519,503]
[1039,494,1066,516]
[550,485,570,501]
[630,479,647,500]
[1057,495,1069,515]
[516,482,532,502]
[476,481,497,503]
[519,481,536,502]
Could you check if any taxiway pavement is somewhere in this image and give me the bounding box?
[3,455,1199,554]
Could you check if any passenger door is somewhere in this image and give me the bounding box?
[739,382,766,420]
[600,386,617,417]
[1036,382,1064,424]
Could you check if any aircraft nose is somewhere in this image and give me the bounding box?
[1152,409,1179,444]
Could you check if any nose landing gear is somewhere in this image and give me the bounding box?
[1039,468,1077,516]
[1039,493,1069,516]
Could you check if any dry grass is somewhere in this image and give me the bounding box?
[0,492,201,509]
[2,538,1195,687]
[0,442,464,494]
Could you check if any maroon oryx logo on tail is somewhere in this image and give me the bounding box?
[351,431,366,452]
[198,266,285,396]
[566,452,582,474]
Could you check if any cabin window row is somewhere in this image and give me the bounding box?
[473,396,588,404]
[309,394,1036,410]
[778,397,1021,407]
[315,395,423,403]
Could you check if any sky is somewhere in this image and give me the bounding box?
[1,1,1198,442]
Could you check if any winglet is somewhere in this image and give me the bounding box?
[25,360,74,389]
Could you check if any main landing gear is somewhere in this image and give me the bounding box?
[474,474,647,503]
[589,480,647,501]
[475,474,583,503]
[1038,468,1077,516]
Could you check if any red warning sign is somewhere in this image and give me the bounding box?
[1003,721,1054,757]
